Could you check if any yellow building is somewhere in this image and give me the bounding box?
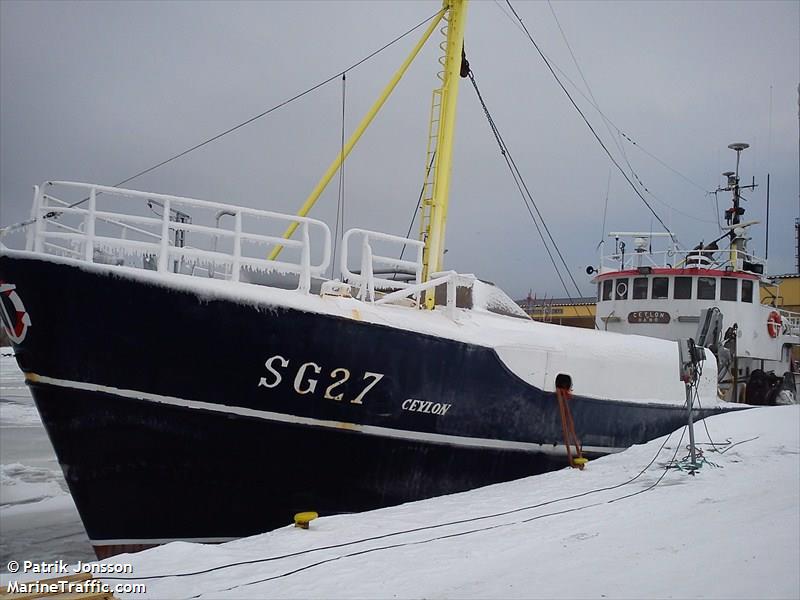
[761,274,800,313]
[517,296,596,329]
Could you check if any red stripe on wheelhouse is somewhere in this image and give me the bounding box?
[594,268,760,281]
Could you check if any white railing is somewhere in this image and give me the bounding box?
[26,181,331,293]
[777,308,800,337]
[339,227,472,320]
[341,229,424,302]
[375,271,475,321]
[600,246,766,275]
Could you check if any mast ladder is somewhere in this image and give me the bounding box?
[419,88,443,278]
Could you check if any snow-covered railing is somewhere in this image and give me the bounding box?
[375,271,475,320]
[600,246,766,275]
[338,228,475,320]
[341,229,424,302]
[26,181,331,293]
[777,308,800,337]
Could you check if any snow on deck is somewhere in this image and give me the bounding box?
[2,249,721,406]
[73,405,799,599]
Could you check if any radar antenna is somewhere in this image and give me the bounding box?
[717,143,758,267]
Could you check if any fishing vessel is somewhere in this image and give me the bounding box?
[592,142,799,405]
[0,0,733,558]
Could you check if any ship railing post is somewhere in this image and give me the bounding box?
[414,243,423,306]
[446,274,456,321]
[84,187,96,262]
[232,211,242,282]
[157,198,171,273]
[298,221,311,293]
[365,238,375,302]
[359,235,375,302]
[29,185,43,252]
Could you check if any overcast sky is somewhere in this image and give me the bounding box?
[1,0,798,299]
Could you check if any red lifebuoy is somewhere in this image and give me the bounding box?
[0,281,31,344]
[767,310,782,338]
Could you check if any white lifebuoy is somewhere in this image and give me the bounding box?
[767,311,781,338]
[0,282,31,344]
[616,281,628,298]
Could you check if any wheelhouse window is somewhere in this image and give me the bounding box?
[632,277,648,300]
[742,279,753,303]
[652,277,669,299]
[697,277,716,300]
[602,279,612,301]
[721,278,737,301]
[674,277,692,299]
[615,278,629,300]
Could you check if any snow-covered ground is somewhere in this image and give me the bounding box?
[0,348,93,567]
[2,347,798,599]
[77,403,795,599]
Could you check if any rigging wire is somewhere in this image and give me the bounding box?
[394,151,437,280]
[712,190,724,233]
[503,0,672,236]
[467,69,593,319]
[0,8,445,235]
[545,1,638,194]
[546,3,712,226]
[494,0,708,195]
[330,73,347,280]
[105,423,684,587]
[597,169,611,252]
[494,0,712,228]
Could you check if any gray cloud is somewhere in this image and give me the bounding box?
[2,0,798,298]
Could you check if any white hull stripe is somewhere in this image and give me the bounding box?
[90,536,238,546]
[27,373,625,456]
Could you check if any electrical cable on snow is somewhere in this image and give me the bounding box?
[105,425,683,586]
[190,427,690,598]
[691,360,725,456]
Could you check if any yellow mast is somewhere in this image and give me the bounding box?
[420,0,468,308]
[268,7,446,261]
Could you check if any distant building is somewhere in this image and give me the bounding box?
[516,295,596,329]
[762,274,800,313]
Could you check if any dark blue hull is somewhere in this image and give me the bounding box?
[0,253,724,557]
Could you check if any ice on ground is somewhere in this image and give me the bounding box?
[0,349,40,428]
[0,463,67,506]
[0,401,41,428]
[0,349,93,567]
[68,405,800,600]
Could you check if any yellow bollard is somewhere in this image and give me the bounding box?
[294,511,319,529]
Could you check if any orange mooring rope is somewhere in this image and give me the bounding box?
[556,387,584,469]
